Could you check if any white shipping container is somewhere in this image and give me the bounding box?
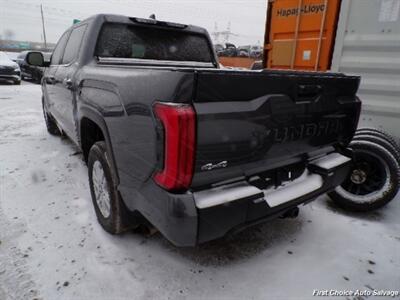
[331,0,400,144]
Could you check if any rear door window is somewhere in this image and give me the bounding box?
[95,23,213,63]
[62,25,87,65]
[51,32,70,65]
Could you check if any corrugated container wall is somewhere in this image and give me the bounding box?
[331,0,400,143]
[263,0,341,70]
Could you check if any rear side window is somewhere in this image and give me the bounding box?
[95,23,212,63]
[51,32,70,65]
[62,25,87,65]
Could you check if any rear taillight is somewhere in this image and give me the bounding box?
[153,102,196,191]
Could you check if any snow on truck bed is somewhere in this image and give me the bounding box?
[0,82,399,300]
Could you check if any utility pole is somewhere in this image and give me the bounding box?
[212,22,219,44]
[211,22,235,45]
[40,4,47,49]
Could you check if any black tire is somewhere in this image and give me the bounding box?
[356,128,400,153]
[353,134,400,163]
[328,140,400,212]
[14,80,21,85]
[42,98,61,135]
[88,141,131,234]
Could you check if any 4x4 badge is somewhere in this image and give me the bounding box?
[201,161,228,171]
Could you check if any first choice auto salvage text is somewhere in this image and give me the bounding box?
[313,289,399,297]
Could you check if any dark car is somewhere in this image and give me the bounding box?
[214,44,224,55]
[222,43,238,56]
[0,51,21,85]
[26,14,361,246]
[17,51,51,83]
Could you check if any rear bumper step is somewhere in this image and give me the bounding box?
[193,151,352,244]
[194,152,351,209]
[263,172,323,207]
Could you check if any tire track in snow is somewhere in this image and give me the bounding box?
[0,205,41,300]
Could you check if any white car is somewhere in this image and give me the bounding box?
[0,51,21,85]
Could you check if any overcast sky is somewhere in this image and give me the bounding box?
[0,0,267,46]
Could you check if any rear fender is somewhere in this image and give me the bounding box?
[78,106,120,186]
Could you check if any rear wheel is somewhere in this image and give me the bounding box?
[328,140,400,211]
[42,98,62,135]
[88,141,132,234]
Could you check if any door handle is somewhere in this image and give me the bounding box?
[64,78,73,89]
[46,76,56,84]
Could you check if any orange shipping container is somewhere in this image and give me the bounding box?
[263,0,341,71]
[218,56,256,69]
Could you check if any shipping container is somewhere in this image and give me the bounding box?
[263,0,341,70]
[331,0,400,144]
[264,0,400,143]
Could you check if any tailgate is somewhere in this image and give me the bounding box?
[191,69,361,188]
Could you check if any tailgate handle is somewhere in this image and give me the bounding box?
[297,85,322,102]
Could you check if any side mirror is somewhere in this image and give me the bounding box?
[26,52,45,67]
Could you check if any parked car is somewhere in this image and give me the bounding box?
[17,51,51,83]
[226,45,262,58]
[249,45,262,58]
[219,43,238,57]
[237,46,250,57]
[214,43,224,55]
[26,14,361,246]
[4,51,19,62]
[0,51,21,85]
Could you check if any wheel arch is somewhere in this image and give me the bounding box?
[79,107,120,186]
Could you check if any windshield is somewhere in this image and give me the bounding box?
[95,23,213,63]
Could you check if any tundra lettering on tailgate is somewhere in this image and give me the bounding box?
[270,119,342,143]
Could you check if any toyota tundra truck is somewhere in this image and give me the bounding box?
[27,14,361,246]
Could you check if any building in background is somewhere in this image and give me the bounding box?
[0,39,55,53]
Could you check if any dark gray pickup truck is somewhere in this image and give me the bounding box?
[27,14,361,246]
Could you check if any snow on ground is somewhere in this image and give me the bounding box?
[0,82,399,300]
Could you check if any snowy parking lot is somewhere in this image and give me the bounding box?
[0,82,399,300]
